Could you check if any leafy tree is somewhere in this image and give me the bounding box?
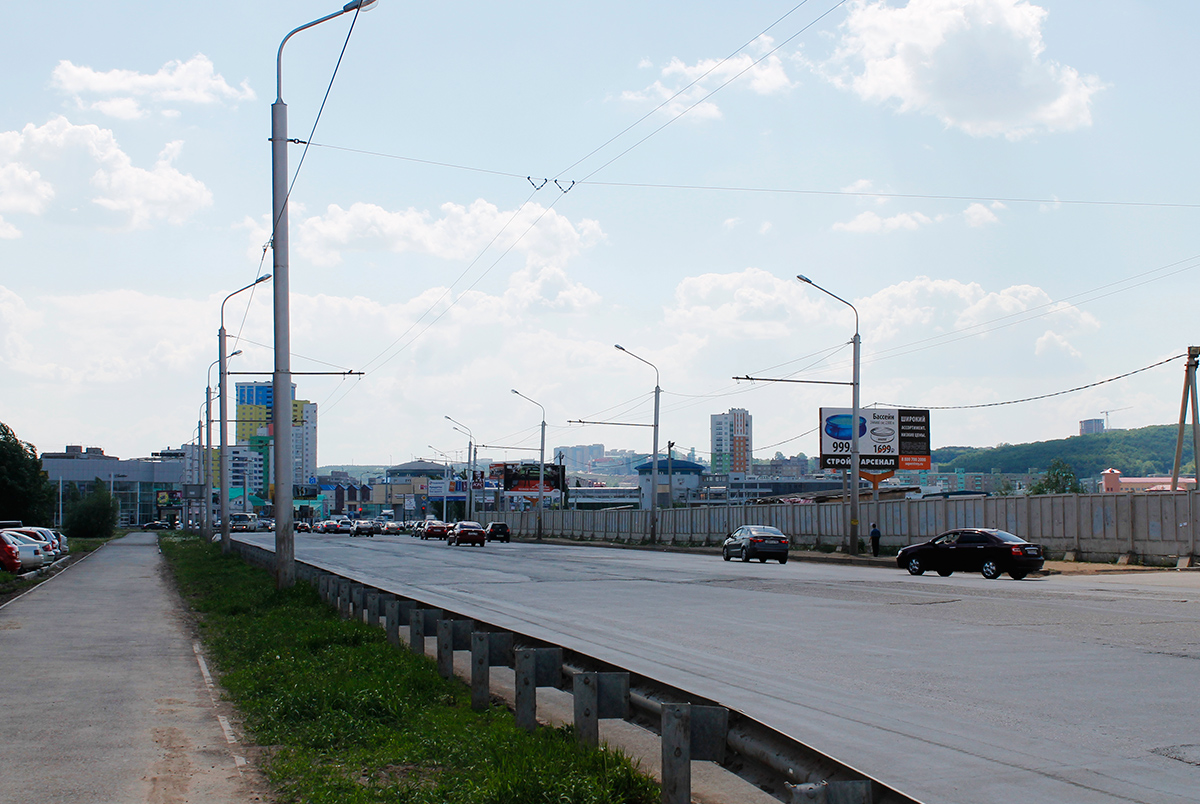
[63,479,118,539]
[1026,458,1086,495]
[0,421,55,525]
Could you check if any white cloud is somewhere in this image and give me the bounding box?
[0,117,211,229]
[823,0,1104,138]
[963,201,1000,226]
[833,209,933,233]
[664,267,813,341]
[841,178,890,205]
[623,35,793,120]
[722,217,741,229]
[1035,329,1082,358]
[296,198,602,270]
[758,221,773,234]
[52,55,255,118]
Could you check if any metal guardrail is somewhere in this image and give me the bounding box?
[231,539,921,804]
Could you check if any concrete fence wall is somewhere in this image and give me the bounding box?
[490,492,1200,564]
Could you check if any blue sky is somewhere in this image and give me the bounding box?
[2,0,1197,469]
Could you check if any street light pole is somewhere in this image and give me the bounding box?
[512,389,546,541]
[446,417,474,520]
[220,275,268,555]
[272,0,378,589]
[204,358,222,542]
[615,344,660,544]
[797,274,861,555]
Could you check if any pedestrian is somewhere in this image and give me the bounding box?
[870,522,881,557]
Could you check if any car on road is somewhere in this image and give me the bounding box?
[229,513,259,533]
[422,521,450,540]
[295,521,311,532]
[353,519,377,537]
[896,528,1044,579]
[722,525,790,564]
[143,521,171,530]
[333,519,355,536]
[383,521,402,535]
[483,522,511,542]
[449,521,486,546]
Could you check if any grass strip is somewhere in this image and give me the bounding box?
[160,533,658,804]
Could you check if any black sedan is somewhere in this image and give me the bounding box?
[897,528,1044,579]
[722,525,790,564]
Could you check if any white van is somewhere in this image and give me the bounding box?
[230,512,259,532]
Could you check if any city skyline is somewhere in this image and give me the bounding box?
[3,1,1197,467]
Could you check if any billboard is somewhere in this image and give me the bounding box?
[497,462,566,493]
[819,408,931,472]
[156,489,184,508]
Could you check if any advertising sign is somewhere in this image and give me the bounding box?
[819,408,931,472]
[500,462,566,493]
[156,489,184,508]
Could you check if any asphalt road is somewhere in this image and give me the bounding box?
[243,532,1200,804]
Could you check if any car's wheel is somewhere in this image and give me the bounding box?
[759,557,767,563]
[906,557,924,575]
[722,548,731,561]
[982,561,1002,579]
[779,556,788,565]
[937,569,953,577]
[741,549,750,563]
[1009,571,1028,580]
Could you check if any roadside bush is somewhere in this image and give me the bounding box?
[63,480,118,540]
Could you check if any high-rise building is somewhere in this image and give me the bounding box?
[553,444,605,472]
[711,408,752,475]
[234,381,317,489]
[1080,418,1105,435]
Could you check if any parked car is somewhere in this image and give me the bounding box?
[0,531,26,573]
[722,525,790,564]
[143,521,171,530]
[422,521,450,540]
[11,528,60,561]
[412,520,427,538]
[483,522,511,543]
[27,527,67,556]
[3,532,45,571]
[896,528,1044,579]
[449,521,486,546]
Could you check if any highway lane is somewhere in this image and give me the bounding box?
[243,533,1200,804]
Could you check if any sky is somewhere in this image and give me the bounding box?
[2,0,1198,471]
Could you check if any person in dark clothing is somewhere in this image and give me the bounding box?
[870,523,881,557]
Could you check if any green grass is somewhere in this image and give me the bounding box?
[160,533,658,804]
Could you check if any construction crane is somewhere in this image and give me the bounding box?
[1101,406,1132,430]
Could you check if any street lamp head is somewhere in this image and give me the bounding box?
[797,274,812,285]
[614,344,625,352]
[511,389,519,395]
[343,0,378,11]
[255,274,272,284]
[229,349,243,358]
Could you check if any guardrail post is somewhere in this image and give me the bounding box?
[662,704,691,804]
[350,584,365,622]
[515,649,537,730]
[437,620,454,678]
[384,598,400,645]
[365,590,380,627]
[338,580,352,619]
[471,633,490,710]
[409,609,425,655]
[574,671,599,746]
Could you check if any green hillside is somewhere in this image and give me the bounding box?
[933,424,1196,479]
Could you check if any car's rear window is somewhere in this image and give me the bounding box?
[747,526,785,537]
[990,530,1028,544]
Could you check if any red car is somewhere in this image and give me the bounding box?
[449,521,485,546]
[0,532,23,573]
[421,521,450,540]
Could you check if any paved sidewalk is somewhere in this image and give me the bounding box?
[0,532,267,804]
